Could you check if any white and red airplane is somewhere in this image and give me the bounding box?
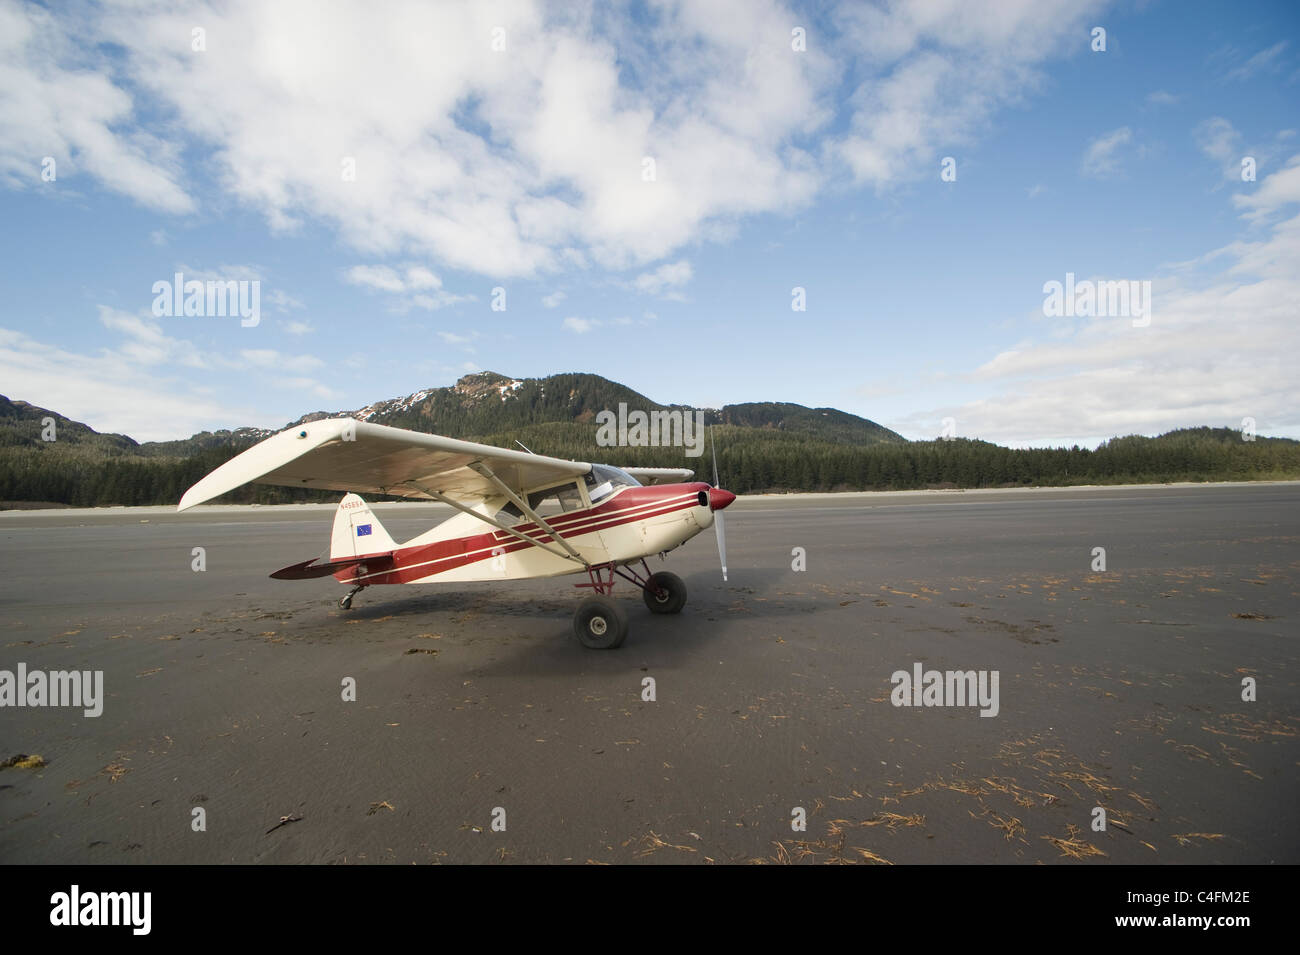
[177,418,735,648]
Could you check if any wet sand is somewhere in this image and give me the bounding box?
[1,483,1296,863]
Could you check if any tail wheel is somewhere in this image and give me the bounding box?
[573,596,629,649]
[339,594,353,610]
[643,571,687,614]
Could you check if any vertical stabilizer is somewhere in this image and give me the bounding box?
[330,493,398,559]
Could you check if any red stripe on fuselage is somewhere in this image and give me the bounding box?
[493,490,698,543]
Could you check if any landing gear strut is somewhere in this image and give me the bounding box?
[570,561,687,648]
[339,583,365,610]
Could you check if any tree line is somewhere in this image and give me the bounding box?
[2,426,1295,507]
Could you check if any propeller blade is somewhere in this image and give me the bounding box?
[710,425,720,488]
[710,424,727,581]
[714,508,728,583]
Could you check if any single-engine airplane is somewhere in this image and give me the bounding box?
[177,418,735,648]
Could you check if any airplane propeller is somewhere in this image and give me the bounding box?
[709,425,731,582]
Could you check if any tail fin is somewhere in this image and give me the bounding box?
[330,493,398,559]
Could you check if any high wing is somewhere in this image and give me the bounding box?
[177,418,591,510]
[623,467,695,486]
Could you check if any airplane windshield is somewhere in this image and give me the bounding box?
[586,464,640,503]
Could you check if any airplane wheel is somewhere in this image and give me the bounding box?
[643,571,687,614]
[573,596,628,649]
[339,594,353,610]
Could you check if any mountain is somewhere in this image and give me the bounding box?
[0,395,276,458]
[280,371,904,447]
[0,395,138,454]
[1,371,903,461]
[2,377,1297,508]
[0,373,904,506]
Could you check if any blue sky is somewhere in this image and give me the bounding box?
[1,0,1297,444]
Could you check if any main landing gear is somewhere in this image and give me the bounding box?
[571,561,687,649]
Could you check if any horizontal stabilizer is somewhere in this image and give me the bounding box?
[270,554,394,580]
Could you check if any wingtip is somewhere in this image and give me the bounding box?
[176,487,206,512]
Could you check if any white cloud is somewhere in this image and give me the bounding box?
[175,262,264,283]
[541,290,566,308]
[404,267,442,290]
[1196,119,1294,190]
[344,264,471,310]
[629,259,693,298]
[265,288,305,311]
[345,265,408,294]
[1194,116,1255,185]
[284,320,314,336]
[239,349,336,400]
[410,292,469,311]
[240,348,323,375]
[1234,155,1300,222]
[0,0,1111,278]
[59,0,835,275]
[1226,41,1289,81]
[279,377,337,400]
[0,301,340,439]
[437,331,476,353]
[0,3,194,213]
[98,305,207,368]
[562,313,641,334]
[1145,90,1178,107]
[1195,117,1239,163]
[0,323,235,441]
[837,0,1105,187]
[1081,127,1132,179]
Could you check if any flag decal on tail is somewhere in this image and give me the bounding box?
[356,524,372,537]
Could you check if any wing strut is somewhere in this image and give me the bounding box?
[396,479,587,567]
[467,461,589,566]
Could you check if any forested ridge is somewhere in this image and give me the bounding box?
[2,373,1296,508]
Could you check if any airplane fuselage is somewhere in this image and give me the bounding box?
[335,481,722,586]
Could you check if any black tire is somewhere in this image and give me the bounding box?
[339,594,353,610]
[573,596,629,649]
[643,571,687,614]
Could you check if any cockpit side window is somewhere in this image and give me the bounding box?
[523,480,586,513]
[552,483,583,512]
[493,477,600,525]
